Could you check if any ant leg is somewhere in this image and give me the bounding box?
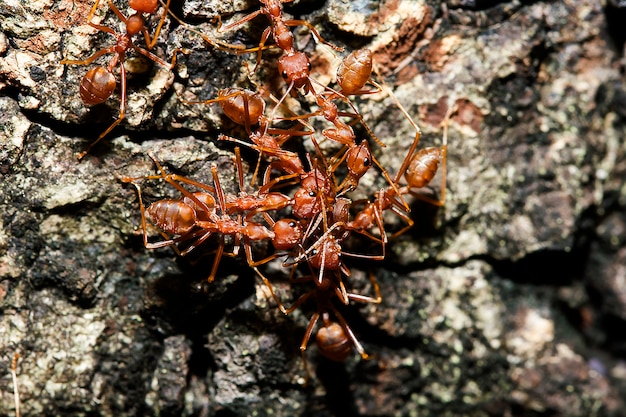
[252,27,272,71]
[387,205,415,240]
[105,0,128,24]
[346,271,383,304]
[126,181,153,249]
[132,43,181,69]
[284,19,344,52]
[77,56,126,159]
[233,147,246,193]
[299,312,320,386]
[161,1,247,52]
[11,353,20,417]
[258,171,299,194]
[179,87,249,107]
[251,267,289,314]
[142,0,172,49]
[210,164,228,213]
[218,8,262,32]
[60,45,116,66]
[206,238,225,283]
[329,306,371,360]
[255,270,314,315]
[86,0,102,23]
[323,270,349,305]
[178,228,216,255]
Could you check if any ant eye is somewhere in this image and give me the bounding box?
[282,70,288,79]
[364,158,371,166]
[307,62,312,71]
[309,191,316,197]
[289,221,296,227]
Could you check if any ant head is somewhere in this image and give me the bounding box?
[278,52,311,90]
[292,187,321,219]
[126,13,146,36]
[346,141,372,178]
[309,236,342,271]
[272,218,304,250]
[129,0,159,14]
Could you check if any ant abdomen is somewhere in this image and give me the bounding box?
[147,200,197,235]
[405,147,442,189]
[316,322,352,362]
[79,67,116,105]
[219,88,266,126]
[336,49,373,95]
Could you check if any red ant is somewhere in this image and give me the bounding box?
[330,95,454,246]
[270,55,390,193]
[123,150,307,281]
[217,0,342,69]
[254,268,382,384]
[121,154,219,254]
[386,91,451,211]
[61,0,183,159]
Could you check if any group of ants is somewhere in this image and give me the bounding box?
[60,0,452,384]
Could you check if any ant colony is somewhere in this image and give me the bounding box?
[63,0,450,383]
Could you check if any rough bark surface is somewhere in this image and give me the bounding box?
[1,0,626,416]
